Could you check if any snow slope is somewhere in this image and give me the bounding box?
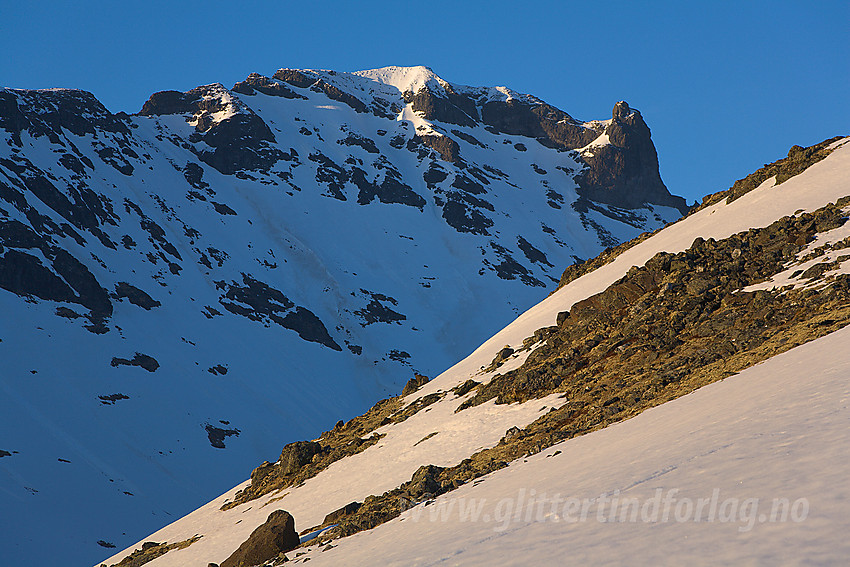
[102,139,849,565]
[298,316,850,566]
[0,68,683,565]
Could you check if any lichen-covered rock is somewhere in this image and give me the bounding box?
[279,441,322,476]
[401,373,430,396]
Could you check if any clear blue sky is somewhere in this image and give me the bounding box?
[2,0,847,205]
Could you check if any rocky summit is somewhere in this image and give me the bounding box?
[0,66,686,566]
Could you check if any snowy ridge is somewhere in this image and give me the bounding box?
[354,65,448,95]
[102,139,850,566]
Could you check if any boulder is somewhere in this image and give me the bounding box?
[220,510,298,567]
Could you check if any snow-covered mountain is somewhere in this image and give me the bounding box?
[0,66,686,565]
[99,137,850,567]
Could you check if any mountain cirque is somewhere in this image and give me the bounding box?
[0,66,685,565]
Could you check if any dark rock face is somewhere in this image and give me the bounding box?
[481,99,597,149]
[0,91,29,141]
[309,151,349,201]
[422,163,449,187]
[395,81,683,213]
[407,88,477,127]
[99,393,130,405]
[216,274,341,350]
[0,243,112,319]
[281,307,342,351]
[139,85,283,175]
[220,509,299,567]
[576,102,688,214]
[353,289,407,326]
[416,134,461,164]
[440,196,494,235]
[1,88,130,145]
[486,241,545,287]
[351,167,426,209]
[0,249,76,303]
[138,90,201,116]
[338,132,380,154]
[273,69,318,89]
[231,73,305,99]
[193,112,281,175]
[311,79,369,114]
[517,235,552,266]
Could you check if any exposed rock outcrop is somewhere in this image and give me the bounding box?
[138,84,283,174]
[576,101,688,213]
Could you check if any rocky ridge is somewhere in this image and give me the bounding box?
[555,137,847,291]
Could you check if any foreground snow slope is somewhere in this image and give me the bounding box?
[103,139,849,565]
[300,314,850,566]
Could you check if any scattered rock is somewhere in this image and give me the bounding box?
[111,353,159,372]
[99,393,130,405]
[114,282,160,310]
[353,290,407,326]
[205,423,240,449]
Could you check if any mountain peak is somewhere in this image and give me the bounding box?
[353,65,447,94]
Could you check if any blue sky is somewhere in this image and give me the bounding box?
[2,1,847,204]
